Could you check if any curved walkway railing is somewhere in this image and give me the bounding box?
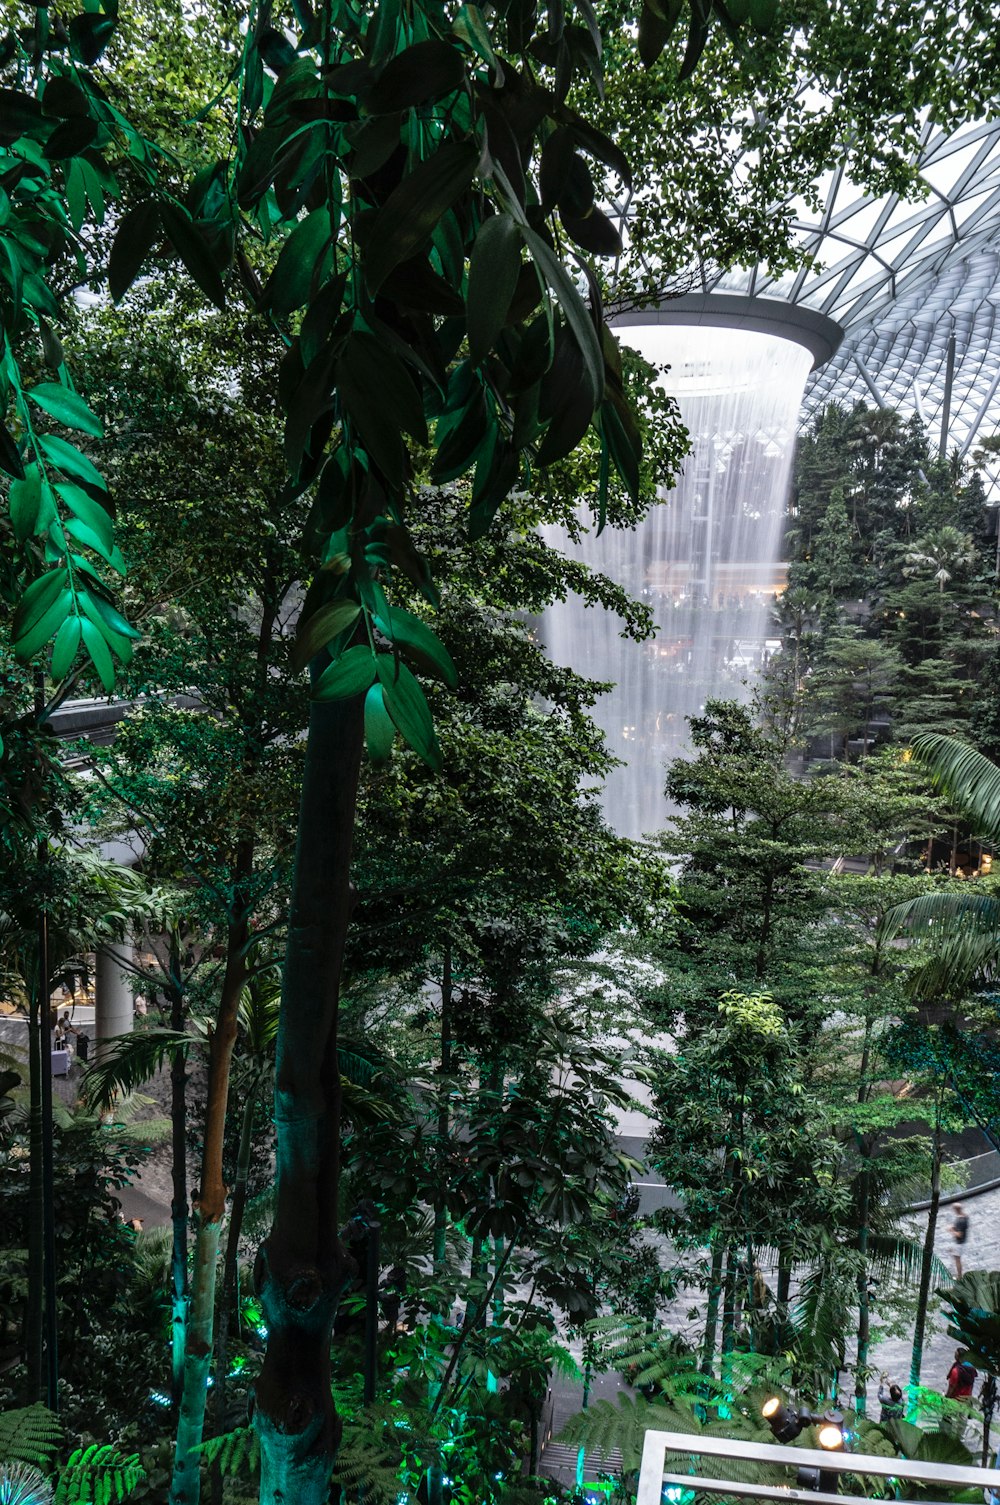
[906,1148,1000,1212]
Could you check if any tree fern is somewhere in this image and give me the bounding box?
[0,1462,53,1505]
[0,1406,63,1475]
[53,1446,143,1505]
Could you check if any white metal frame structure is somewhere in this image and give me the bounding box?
[635,1428,1000,1505]
[627,117,1000,472]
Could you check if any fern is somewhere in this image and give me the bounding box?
[559,1393,679,1474]
[0,1462,53,1505]
[330,1407,407,1505]
[53,1445,143,1505]
[196,1428,260,1478]
[558,1391,785,1483]
[0,1406,63,1475]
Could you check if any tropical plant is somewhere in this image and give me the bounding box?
[939,1271,1000,1377]
[883,733,1000,1000]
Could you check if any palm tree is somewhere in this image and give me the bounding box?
[883,732,1000,1001]
[904,528,978,594]
[904,528,978,639]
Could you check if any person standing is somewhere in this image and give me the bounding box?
[947,1350,978,1399]
[878,1378,905,1422]
[951,1203,970,1278]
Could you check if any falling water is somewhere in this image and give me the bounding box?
[542,323,814,839]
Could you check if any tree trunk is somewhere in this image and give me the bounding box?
[909,1120,942,1396]
[24,972,44,1400]
[854,1165,871,1415]
[169,950,189,1410]
[721,1252,737,1357]
[252,694,364,1505]
[171,1219,223,1505]
[432,948,452,1284]
[214,1069,263,1430]
[169,853,253,1505]
[776,1250,792,1353]
[701,1241,725,1377]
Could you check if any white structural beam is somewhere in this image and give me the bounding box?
[635,1429,1000,1505]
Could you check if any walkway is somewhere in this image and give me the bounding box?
[539,1181,1000,1487]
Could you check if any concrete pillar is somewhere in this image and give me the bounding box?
[94,943,134,1059]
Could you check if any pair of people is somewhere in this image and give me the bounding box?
[878,1347,978,1426]
[53,1010,77,1051]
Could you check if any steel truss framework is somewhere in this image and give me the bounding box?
[687,117,1000,475]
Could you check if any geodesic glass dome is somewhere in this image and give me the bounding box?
[693,117,1000,472]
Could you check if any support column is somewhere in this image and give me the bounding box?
[94,943,134,1060]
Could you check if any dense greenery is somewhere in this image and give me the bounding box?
[3,0,1000,1502]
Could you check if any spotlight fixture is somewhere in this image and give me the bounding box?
[762,1400,845,1494]
[762,1398,809,1444]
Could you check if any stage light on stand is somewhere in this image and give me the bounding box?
[762,1400,844,1495]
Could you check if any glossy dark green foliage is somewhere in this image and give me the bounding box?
[639,0,777,73]
[108,201,161,303]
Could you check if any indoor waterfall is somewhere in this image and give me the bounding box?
[543,323,814,839]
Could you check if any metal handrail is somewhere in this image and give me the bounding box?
[636,1428,1000,1505]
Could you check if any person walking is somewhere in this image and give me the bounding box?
[951,1203,970,1278]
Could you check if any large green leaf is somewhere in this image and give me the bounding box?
[109,200,161,303]
[0,419,25,480]
[364,139,479,292]
[39,434,107,492]
[366,39,466,113]
[0,89,43,145]
[376,657,441,770]
[28,382,103,438]
[467,213,522,366]
[160,202,226,309]
[79,591,134,663]
[14,587,74,661]
[12,568,66,640]
[9,468,43,542]
[50,615,82,681]
[314,644,377,701]
[291,599,361,670]
[55,483,113,552]
[364,683,396,763]
[374,604,457,688]
[80,615,116,691]
[335,328,426,484]
[521,226,603,404]
[262,207,331,314]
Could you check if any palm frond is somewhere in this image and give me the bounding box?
[881,890,1000,942]
[867,1232,927,1284]
[879,890,1000,998]
[112,1114,172,1145]
[938,1270,1000,1373]
[910,733,1000,840]
[83,1028,191,1110]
